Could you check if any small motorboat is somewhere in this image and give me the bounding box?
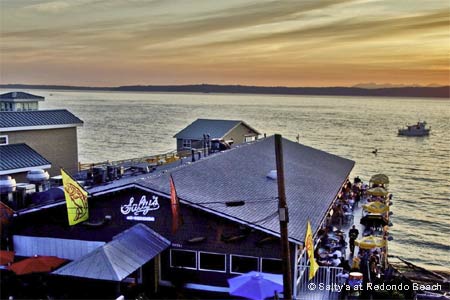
[398,121,430,136]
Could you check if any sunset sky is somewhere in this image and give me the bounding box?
[1,0,449,87]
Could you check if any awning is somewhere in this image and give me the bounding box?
[52,224,170,281]
[13,235,105,260]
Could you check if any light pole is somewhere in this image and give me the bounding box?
[274,134,292,299]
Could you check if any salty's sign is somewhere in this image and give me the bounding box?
[121,195,160,221]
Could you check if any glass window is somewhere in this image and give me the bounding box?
[245,136,256,142]
[230,255,259,274]
[170,249,197,269]
[199,252,226,272]
[182,139,192,149]
[261,258,282,274]
[0,136,8,145]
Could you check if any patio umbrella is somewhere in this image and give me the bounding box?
[228,271,283,300]
[0,250,15,265]
[367,187,388,197]
[362,202,389,214]
[355,236,386,249]
[8,255,67,275]
[370,174,389,185]
[360,213,389,227]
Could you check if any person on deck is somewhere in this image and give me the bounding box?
[349,225,359,255]
[331,254,341,267]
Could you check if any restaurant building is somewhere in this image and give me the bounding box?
[8,136,354,298]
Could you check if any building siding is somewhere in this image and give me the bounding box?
[1,127,79,176]
[13,188,288,290]
[223,123,259,144]
[176,123,259,151]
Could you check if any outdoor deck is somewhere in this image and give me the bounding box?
[295,191,369,300]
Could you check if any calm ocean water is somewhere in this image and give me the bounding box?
[5,89,449,270]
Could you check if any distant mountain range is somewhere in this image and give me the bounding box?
[1,83,448,98]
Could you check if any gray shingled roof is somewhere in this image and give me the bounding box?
[0,143,51,173]
[136,136,354,244]
[53,224,170,281]
[0,91,44,100]
[0,109,83,129]
[173,118,259,139]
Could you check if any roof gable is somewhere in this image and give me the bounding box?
[53,224,170,281]
[0,91,44,101]
[174,119,245,139]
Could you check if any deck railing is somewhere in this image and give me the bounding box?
[78,149,196,171]
[296,265,343,300]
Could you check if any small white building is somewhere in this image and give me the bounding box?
[174,118,260,151]
[0,91,44,111]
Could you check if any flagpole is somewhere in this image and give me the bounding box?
[274,134,292,299]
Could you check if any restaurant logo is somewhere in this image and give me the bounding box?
[120,195,160,216]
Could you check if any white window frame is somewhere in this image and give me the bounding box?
[260,257,283,274]
[230,254,259,274]
[182,139,192,149]
[170,249,197,270]
[0,135,8,145]
[245,135,256,142]
[198,251,227,273]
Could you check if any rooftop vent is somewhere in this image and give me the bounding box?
[26,169,50,183]
[0,175,16,193]
[266,170,277,180]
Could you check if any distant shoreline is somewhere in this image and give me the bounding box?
[1,83,448,98]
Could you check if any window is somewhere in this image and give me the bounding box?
[230,255,259,274]
[170,249,197,269]
[29,102,38,110]
[182,139,192,149]
[245,136,256,142]
[0,136,8,145]
[199,252,226,272]
[261,258,282,274]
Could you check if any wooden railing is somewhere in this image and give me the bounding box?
[78,149,195,171]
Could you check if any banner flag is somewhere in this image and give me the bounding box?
[61,169,89,226]
[305,220,319,280]
[169,174,183,233]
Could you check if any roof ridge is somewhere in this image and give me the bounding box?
[0,109,69,113]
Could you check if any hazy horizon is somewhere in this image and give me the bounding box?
[1,82,449,89]
[1,0,449,87]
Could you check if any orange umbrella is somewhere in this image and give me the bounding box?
[0,250,15,265]
[8,255,67,275]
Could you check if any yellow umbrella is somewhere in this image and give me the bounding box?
[370,174,389,185]
[362,202,389,214]
[355,236,386,249]
[367,187,389,197]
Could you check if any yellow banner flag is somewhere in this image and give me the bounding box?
[305,221,319,280]
[61,169,89,225]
